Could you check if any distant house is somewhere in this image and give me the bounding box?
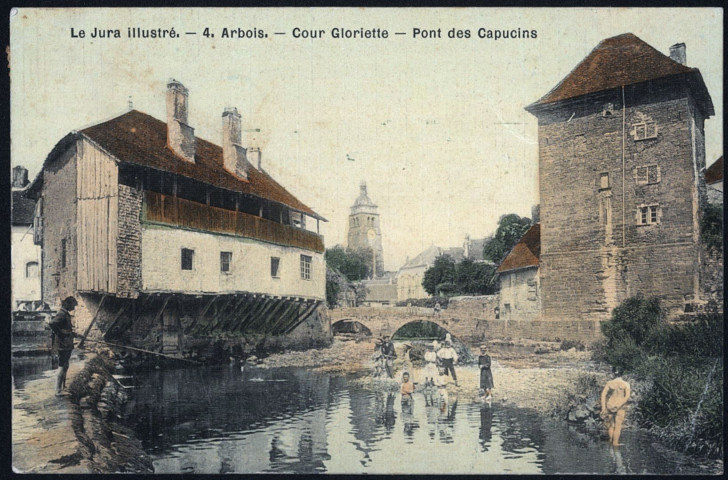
[11,166,42,310]
[26,79,328,352]
[463,234,492,262]
[496,224,540,323]
[359,273,398,307]
[705,156,723,205]
[396,245,464,301]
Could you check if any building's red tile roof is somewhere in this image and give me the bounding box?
[77,110,322,219]
[705,156,723,184]
[496,223,540,273]
[528,33,713,116]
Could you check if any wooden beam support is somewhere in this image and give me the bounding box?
[201,295,235,335]
[230,297,259,335]
[78,294,108,349]
[239,297,276,333]
[253,299,291,334]
[264,300,302,335]
[276,303,305,335]
[184,295,219,335]
[102,303,130,340]
[283,301,322,334]
[215,295,249,334]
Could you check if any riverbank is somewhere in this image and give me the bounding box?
[12,348,153,474]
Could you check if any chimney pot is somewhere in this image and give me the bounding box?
[166,79,196,162]
[12,165,29,188]
[669,43,687,65]
[222,107,249,180]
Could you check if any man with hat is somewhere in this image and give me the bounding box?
[437,338,459,386]
[49,296,79,396]
[379,333,397,379]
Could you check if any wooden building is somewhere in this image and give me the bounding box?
[27,80,328,356]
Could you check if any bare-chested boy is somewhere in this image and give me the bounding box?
[600,367,631,446]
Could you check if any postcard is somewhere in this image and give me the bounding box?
[10,7,723,475]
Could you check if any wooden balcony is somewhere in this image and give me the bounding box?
[143,191,324,253]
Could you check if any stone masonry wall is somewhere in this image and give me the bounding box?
[535,80,704,322]
[116,185,142,298]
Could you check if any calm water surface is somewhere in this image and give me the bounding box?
[123,364,711,474]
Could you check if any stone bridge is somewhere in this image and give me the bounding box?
[328,297,602,350]
[328,306,490,351]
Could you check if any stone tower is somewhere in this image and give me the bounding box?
[525,34,714,322]
[346,181,384,277]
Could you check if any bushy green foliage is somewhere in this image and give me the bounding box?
[422,255,496,297]
[483,213,532,263]
[325,245,372,281]
[700,203,723,251]
[601,295,665,347]
[600,296,723,458]
[422,254,456,296]
[325,279,340,308]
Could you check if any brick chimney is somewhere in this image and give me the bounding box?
[12,165,29,188]
[222,107,249,180]
[669,43,686,65]
[166,79,196,162]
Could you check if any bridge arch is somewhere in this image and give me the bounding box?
[331,319,373,336]
[391,320,474,362]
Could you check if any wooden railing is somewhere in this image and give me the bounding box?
[143,191,324,253]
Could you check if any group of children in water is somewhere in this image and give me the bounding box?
[389,334,494,407]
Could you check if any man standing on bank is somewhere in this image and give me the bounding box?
[600,366,631,446]
[50,296,79,397]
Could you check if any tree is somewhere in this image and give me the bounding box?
[455,258,497,295]
[422,254,456,296]
[325,245,372,281]
[483,213,532,263]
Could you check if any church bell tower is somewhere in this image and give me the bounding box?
[346,181,384,277]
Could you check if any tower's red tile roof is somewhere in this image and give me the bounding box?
[705,156,723,184]
[74,109,322,219]
[527,33,713,116]
[496,223,540,273]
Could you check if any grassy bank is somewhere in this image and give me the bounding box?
[594,296,723,459]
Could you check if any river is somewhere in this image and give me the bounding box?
[119,363,713,474]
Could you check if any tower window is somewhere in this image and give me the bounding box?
[599,172,610,190]
[635,165,660,185]
[61,239,67,269]
[181,248,194,270]
[632,121,657,140]
[637,205,660,225]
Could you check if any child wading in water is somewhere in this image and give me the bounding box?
[478,345,494,402]
[400,372,415,404]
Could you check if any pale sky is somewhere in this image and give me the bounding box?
[10,8,723,271]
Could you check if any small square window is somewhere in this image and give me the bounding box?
[635,165,660,185]
[599,172,610,190]
[271,257,281,278]
[300,254,312,280]
[638,205,660,225]
[181,248,194,270]
[220,252,232,273]
[633,121,657,141]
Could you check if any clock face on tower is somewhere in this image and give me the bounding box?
[367,228,376,243]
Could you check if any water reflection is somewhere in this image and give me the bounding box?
[124,366,713,474]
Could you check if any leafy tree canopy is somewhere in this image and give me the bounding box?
[483,213,532,263]
[325,245,372,281]
[423,255,496,297]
